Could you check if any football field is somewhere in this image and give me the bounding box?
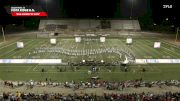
[0,37,180,81]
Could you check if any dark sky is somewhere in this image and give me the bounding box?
[0,0,177,18]
[40,0,148,18]
[0,0,179,25]
[63,0,116,18]
[21,0,149,18]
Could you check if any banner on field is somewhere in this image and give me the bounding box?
[136,59,180,64]
[0,59,62,64]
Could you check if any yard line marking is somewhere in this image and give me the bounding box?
[3,40,34,56]
[161,39,180,48]
[61,39,72,63]
[143,39,174,58]
[134,40,154,58]
[161,46,180,57]
[33,64,39,71]
[0,39,22,50]
[146,40,180,58]
[0,39,34,58]
[144,39,164,55]
[25,66,33,73]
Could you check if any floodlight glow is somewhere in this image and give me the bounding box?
[101,60,104,63]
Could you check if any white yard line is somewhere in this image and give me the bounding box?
[63,39,73,62]
[25,66,33,73]
[106,40,115,62]
[0,40,22,50]
[161,46,180,57]
[0,39,34,58]
[161,39,180,48]
[144,40,165,56]
[134,41,152,58]
[82,38,86,61]
[33,64,39,71]
[146,40,180,57]
[5,39,34,56]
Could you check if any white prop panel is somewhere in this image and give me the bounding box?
[75,37,81,42]
[126,38,132,44]
[17,42,24,48]
[154,42,161,48]
[50,39,56,44]
[100,37,106,42]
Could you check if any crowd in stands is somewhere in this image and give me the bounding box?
[1,79,180,100]
[1,91,180,101]
[3,79,180,90]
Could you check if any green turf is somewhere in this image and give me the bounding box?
[0,64,180,81]
[0,37,180,81]
[0,38,180,59]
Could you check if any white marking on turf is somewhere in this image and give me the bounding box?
[33,64,39,71]
[161,46,180,57]
[146,40,180,57]
[0,39,34,58]
[25,66,33,73]
[161,39,180,48]
[0,40,22,50]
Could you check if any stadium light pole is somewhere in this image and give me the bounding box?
[130,0,134,19]
[1,26,6,42]
[46,0,48,18]
[175,27,179,42]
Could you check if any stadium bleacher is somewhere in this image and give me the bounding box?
[39,19,141,31]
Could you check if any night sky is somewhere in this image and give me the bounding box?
[39,0,148,18]
[0,0,179,25]
[63,0,116,18]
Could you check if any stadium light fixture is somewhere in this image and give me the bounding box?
[45,0,49,18]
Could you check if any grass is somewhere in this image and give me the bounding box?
[0,38,180,59]
[0,37,180,81]
[0,64,180,81]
